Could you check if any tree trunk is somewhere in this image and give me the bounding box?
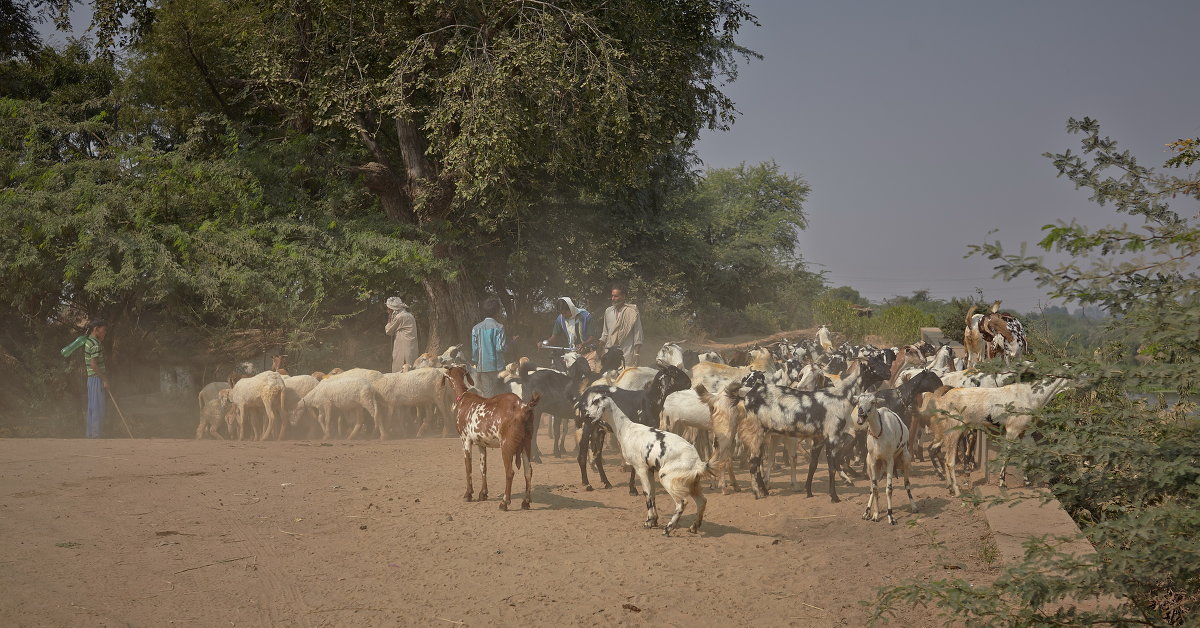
[421,271,478,356]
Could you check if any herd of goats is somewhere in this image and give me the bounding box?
[196,301,1078,536]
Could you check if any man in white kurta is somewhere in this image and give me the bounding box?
[385,297,419,372]
[599,287,643,367]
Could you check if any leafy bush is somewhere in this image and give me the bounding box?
[872,118,1200,625]
[742,303,782,334]
[870,305,936,345]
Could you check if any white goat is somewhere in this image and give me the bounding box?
[817,325,834,354]
[579,386,712,536]
[854,393,916,524]
[918,378,1073,495]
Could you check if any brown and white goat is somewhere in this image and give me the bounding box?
[967,301,1028,366]
[445,366,541,511]
[695,381,750,495]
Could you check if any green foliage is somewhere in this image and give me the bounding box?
[813,299,934,345]
[0,43,443,418]
[871,305,935,345]
[741,303,781,335]
[875,119,1200,625]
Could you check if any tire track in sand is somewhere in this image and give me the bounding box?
[219,510,312,627]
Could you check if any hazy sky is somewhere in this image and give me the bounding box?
[695,1,1200,312]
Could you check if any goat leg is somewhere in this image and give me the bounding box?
[477,445,489,502]
[687,489,707,534]
[825,442,842,503]
[529,413,543,464]
[804,440,823,499]
[576,422,595,490]
[884,460,897,525]
[663,495,687,537]
[864,464,878,521]
[638,469,658,529]
[521,450,533,510]
[500,443,514,511]
[463,446,474,501]
[592,435,612,490]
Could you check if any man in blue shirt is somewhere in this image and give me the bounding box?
[471,298,508,397]
[543,297,600,371]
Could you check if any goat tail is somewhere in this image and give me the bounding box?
[675,460,714,498]
[964,304,978,325]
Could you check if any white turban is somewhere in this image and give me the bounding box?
[386,297,407,311]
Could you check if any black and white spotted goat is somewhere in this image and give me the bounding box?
[853,392,916,525]
[739,359,884,501]
[575,364,693,494]
[579,385,712,536]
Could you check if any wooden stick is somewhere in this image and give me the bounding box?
[105,389,136,438]
[173,555,254,574]
[435,618,465,625]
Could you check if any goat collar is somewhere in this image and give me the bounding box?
[858,410,881,439]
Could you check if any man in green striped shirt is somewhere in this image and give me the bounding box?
[83,319,109,438]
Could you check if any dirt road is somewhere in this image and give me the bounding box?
[0,435,998,626]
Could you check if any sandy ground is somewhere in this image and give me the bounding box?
[0,431,1001,627]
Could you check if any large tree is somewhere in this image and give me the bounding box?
[125,0,757,351]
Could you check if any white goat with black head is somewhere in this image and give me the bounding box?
[854,393,916,524]
[579,385,712,536]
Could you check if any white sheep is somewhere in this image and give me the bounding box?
[579,386,712,536]
[280,374,319,439]
[371,367,455,438]
[195,381,231,440]
[194,396,226,439]
[197,381,230,411]
[854,393,916,524]
[225,370,286,441]
[291,375,381,440]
